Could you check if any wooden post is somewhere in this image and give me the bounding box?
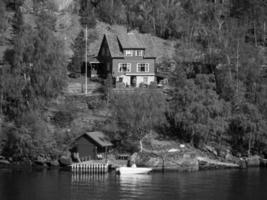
[105,147,108,163]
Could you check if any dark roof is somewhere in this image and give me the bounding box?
[105,34,123,58]
[88,57,100,64]
[83,131,113,147]
[117,32,145,49]
[99,33,156,58]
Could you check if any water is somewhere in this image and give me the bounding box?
[0,168,267,200]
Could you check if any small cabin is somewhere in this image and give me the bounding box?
[70,131,113,161]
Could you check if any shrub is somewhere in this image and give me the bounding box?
[52,111,74,128]
[149,81,158,89]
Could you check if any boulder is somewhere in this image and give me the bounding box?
[0,159,10,166]
[239,159,247,168]
[197,157,239,170]
[260,158,267,167]
[135,152,199,172]
[48,160,60,167]
[59,156,72,166]
[204,145,218,156]
[246,155,261,167]
[0,155,5,160]
[178,157,199,172]
[35,156,48,166]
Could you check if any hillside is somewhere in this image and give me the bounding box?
[0,0,267,168]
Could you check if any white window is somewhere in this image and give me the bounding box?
[137,63,149,72]
[118,63,131,72]
[134,50,143,56]
[125,50,133,56]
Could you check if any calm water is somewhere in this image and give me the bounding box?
[0,168,267,200]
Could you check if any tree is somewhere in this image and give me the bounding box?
[229,102,267,156]
[0,0,7,34]
[0,1,68,159]
[110,89,166,152]
[167,63,230,147]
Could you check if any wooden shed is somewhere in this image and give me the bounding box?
[71,131,113,161]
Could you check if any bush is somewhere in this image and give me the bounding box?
[86,96,105,110]
[139,82,148,88]
[52,111,74,128]
[149,81,158,89]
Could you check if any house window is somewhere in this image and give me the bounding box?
[137,50,143,56]
[125,50,133,56]
[137,63,149,72]
[134,50,143,56]
[118,63,131,72]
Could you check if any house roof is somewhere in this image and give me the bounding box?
[83,131,113,147]
[117,32,145,49]
[105,34,123,58]
[99,33,156,58]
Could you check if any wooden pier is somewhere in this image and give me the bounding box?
[71,160,109,174]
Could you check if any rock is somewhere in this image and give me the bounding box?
[35,156,47,166]
[178,157,199,172]
[48,160,60,167]
[260,158,267,167]
[0,159,10,166]
[238,159,247,169]
[225,151,239,163]
[59,156,72,166]
[205,145,218,156]
[197,157,239,170]
[0,155,5,160]
[246,155,261,167]
[135,152,199,172]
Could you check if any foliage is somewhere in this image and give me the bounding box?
[0,0,7,34]
[1,3,67,119]
[110,89,166,151]
[52,111,74,128]
[167,67,230,147]
[0,1,68,159]
[69,0,97,73]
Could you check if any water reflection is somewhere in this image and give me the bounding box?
[119,174,152,199]
[1,169,267,200]
[71,173,109,185]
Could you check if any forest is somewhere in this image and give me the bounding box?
[0,0,267,161]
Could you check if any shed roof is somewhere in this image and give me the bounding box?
[83,131,113,147]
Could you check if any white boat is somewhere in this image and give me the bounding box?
[117,167,153,175]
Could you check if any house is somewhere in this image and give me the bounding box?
[70,131,113,161]
[93,32,157,87]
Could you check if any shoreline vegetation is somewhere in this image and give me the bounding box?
[1,0,267,174]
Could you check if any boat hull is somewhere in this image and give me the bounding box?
[118,167,152,175]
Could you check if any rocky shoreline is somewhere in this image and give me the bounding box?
[0,154,267,172]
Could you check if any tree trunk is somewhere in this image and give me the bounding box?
[264,21,266,44]
[139,139,143,153]
[236,40,239,94]
[248,132,252,157]
[254,21,257,47]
